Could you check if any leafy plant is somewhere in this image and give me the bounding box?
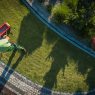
[51,0,95,39]
[64,0,79,11]
[51,3,72,24]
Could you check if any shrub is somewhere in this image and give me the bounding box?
[51,3,72,24]
[88,16,95,37]
[50,0,95,39]
[64,0,78,11]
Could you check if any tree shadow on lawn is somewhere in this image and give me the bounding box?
[17,12,45,55]
[0,50,25,92]
[40,37,95,94]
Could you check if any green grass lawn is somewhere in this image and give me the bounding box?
[0,0,95,93]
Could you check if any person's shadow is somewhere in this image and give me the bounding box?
[0,50,25,92]
[40,39,70,94]
[40,35,95,94]
[17,13,45,55]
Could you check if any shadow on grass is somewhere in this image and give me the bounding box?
[10,5,95,93]
[17,13,45,55]
[73,88,83,95]
[43,41,68,86]
[40,37,95,93]
[76,53,95,91]
[0,50,24,92]
[40,39,68,94]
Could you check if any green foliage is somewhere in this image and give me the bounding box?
[64,0,79,11]
[51,3,72,23]
[88,16,95,37]
[51,0,95,39]
[90,16,95,26]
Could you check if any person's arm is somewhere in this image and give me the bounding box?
[3,35,10,40]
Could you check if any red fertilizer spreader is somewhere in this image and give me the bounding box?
[0,22,10,38]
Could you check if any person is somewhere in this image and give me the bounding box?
[0,35,26,53]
